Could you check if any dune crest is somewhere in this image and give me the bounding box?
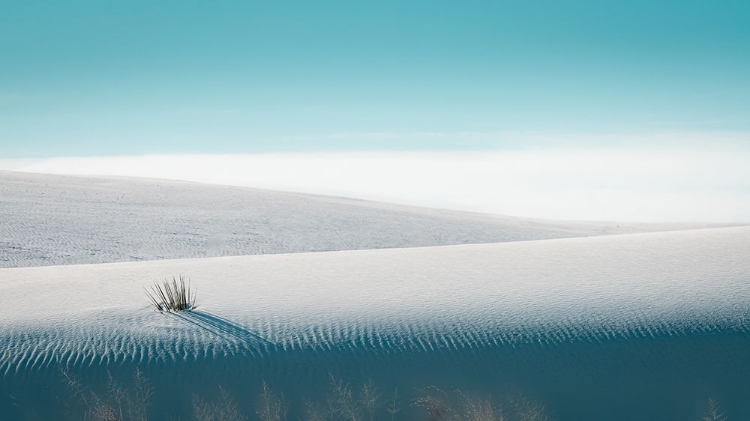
[0,170,729,268]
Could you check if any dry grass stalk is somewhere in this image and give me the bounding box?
[359,379,380,421]
[412,387,456,421]
[703,398,727,421]
[257,382,288,421]
[386,388,401,421]
[62,369,153,421]
[192,386,247,421]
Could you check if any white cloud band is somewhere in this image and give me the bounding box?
[3,149,749,222]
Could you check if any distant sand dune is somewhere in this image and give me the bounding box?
[0,170,729,268]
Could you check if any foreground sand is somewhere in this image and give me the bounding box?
[2,227,749,420]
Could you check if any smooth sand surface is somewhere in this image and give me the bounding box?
[0,170,729,268]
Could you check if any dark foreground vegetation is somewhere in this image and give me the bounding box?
[33,370,726,421]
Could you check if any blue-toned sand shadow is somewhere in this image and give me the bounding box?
[171,310,274,347]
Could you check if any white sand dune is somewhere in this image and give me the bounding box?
[1,227,749,421]
[0,170,728,268]
[2,226,748,371]
[2,170,749,420]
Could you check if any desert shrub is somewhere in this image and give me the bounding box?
[359,379,380,421]
[702,398,727,421]
[412,387,455,421]
[145,275,196,313]
[192,386,247,421]
[256,382,287,421]
[413,388,551,421]
[61,368,153,421]
[56,372,726,421]
[385,388,401,421]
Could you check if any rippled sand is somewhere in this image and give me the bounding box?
[2,227,749,420]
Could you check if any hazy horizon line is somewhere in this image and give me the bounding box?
[2,148,749,224]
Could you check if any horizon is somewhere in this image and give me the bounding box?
[2,1,749,222]
[3,147,750,223]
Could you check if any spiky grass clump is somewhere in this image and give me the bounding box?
[146,275,196,313]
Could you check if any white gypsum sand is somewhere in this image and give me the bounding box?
[0,170,732,268]
[1,226,749,370]
[1,227,749,420]
[1,171,749,420]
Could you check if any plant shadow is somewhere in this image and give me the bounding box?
[171,310,274,347]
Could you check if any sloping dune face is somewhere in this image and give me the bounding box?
[0,170,720,268]
[1,227,749,420]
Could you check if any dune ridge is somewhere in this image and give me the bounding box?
[0,170,731,268]
[1,227,748,373]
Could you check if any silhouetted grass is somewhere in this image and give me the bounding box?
[703,398,727,421]
[145,275,196,313]
[57,372,730,421]
[193,386,247,421]
[61,368,153,421]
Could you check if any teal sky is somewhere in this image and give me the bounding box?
[1,0,749,158]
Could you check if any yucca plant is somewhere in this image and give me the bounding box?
[145,275,196,312]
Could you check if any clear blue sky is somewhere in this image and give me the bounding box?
[1,0,748,158]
